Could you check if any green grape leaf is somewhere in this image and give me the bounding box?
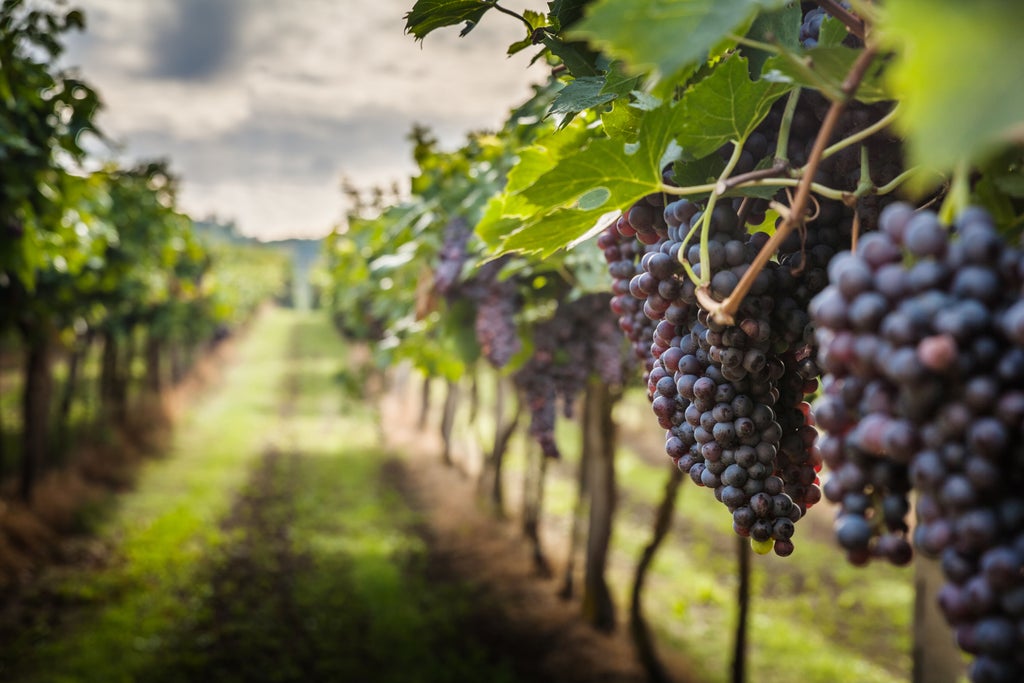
[548,0,589,30]
[540,34,599,77]
[600,61,643,98]
[817,15,848,47]
[670,154,725,199]
[507,10,550,55]
[880,0,1024,172]
[404,0,491,40]
[489,101,685,256]
[506,36,535,55]
[600,99,643,140]
[743,2,801,77]
[477,193,529,247]
[521,102,681,208]
[763,46,889,103]
[568,0,791,80]
[676,55,792,160]
[498,207,619,255]
[549,76,617,124]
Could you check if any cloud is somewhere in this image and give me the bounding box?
[123,105,419,184]
[147,0,243,80]
[60,0,547,239]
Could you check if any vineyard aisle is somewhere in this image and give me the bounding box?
[2,308,564,683]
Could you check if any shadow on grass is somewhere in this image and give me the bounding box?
[127,445,526,683]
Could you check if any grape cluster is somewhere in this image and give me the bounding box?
[604,192,836,556]
[812,204,1024,681]
[598,220,658,376]
[435,239,523,370]
[473,270,521,369]
[514,292,626,459]
[433,216,473,296]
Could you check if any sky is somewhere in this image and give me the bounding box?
[61,0,547,240]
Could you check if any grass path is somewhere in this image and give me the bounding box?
[1,308,521,683]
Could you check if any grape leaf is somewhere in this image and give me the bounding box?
[490,102,685,256]
[600,100,643,140]
[521,102,682,208]
[540,34,599,77]
[477,192,532,247]
[600,61,643,99]
[549,76,617,124]
[743,2,801,77]
[671,154,725,197]
[568,0,791,80]
[763,46,889,103]
[548,0,589,30]
[476,120,594,246]
[404,0,491,40]
[880,0,1024,172]
[817,15,848,47]
[499,207,619,254]
[507,10,551,55]
[676,55,792,160]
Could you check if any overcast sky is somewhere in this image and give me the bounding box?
[62,0,546,240]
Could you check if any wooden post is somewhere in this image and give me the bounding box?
[913,555,965,683]
[630,465,684,682]
[20,330,53,502]
[440,379,459,466]
[732,537,751,683]
[581,378,617,632]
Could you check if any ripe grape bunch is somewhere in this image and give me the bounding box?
[604,191,836,557]
[811,203,1024,683]
[515,293,625,459]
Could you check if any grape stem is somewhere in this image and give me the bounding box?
[775,88,802,165]
[486,1,535,35]
[702,44,880,325]
[663,174,849,201]
[719,162,790,193]
[874,167,921,196]
[853,145,873,200]
[678,139,759,286]
[821,105,899,162]
[816,0,867,41]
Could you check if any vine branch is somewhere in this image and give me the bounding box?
[816,0,867,41]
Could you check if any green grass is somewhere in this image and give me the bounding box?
[2,310,293,683]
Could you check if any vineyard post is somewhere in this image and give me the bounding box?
[18,322,55,502]
[115,322,138,425]
[99,328,120,424]
[418,375,431,430]
[913,555,962,683]
[521,437,553,576]
[732,537,751,683]
[629,465,684,683]
[479,373,520,517]
[144,326,163,394]
[55,328,92,455]
[0,343,6,475]
[559,419,592,601]
[440,378,459,466]
[580,376,618,632]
